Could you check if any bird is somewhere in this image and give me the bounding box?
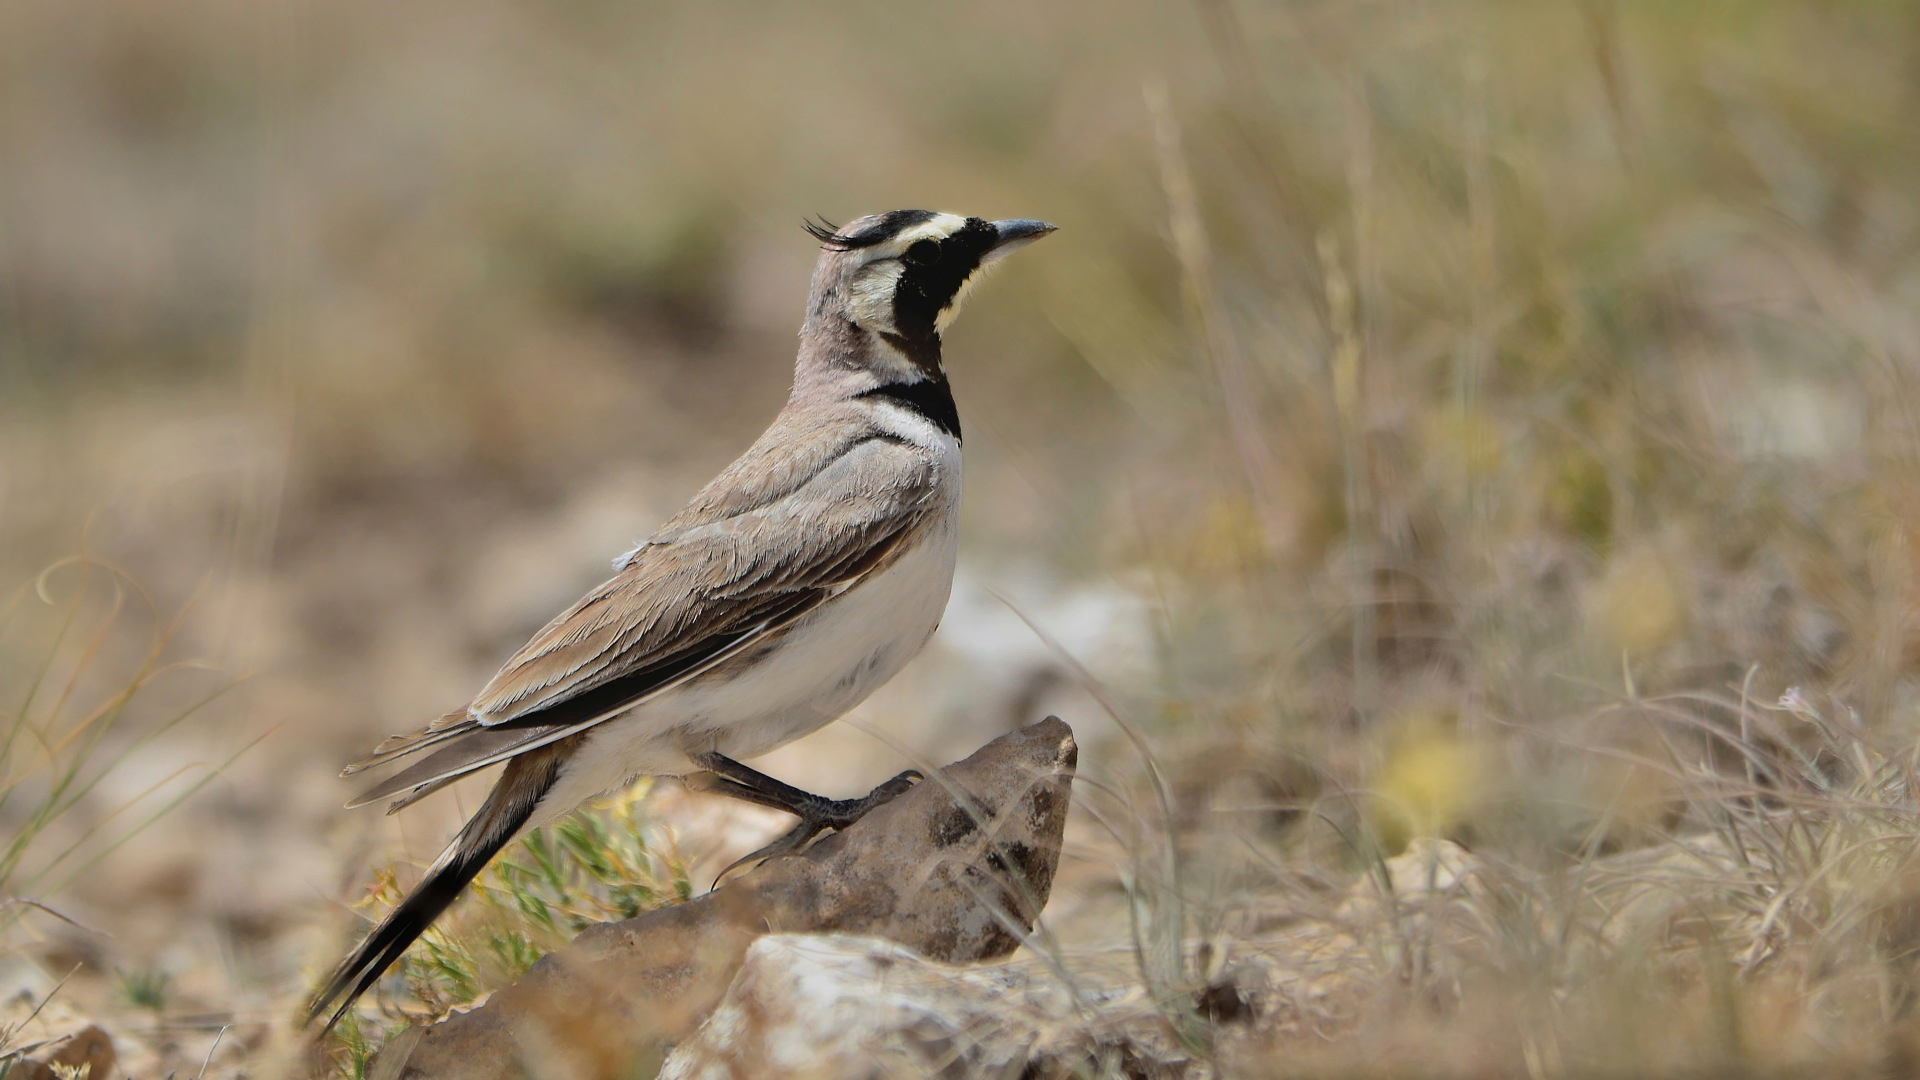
[305,210,1056,1031]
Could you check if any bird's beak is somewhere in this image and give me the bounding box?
[981,218,1058,264]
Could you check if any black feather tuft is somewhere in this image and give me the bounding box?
[802,213,904,252]
[802,215,845,248]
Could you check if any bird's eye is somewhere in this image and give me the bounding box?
[904,239,939,266]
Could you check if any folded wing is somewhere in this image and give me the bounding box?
[342,431,941,810]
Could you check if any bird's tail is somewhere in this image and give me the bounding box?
[306,749,563,1032]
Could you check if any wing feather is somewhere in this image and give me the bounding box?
[469,433,937,725]
[342,428,943,810]
[340,710,476,776]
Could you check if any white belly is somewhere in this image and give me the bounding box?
[687,518,958,757]
[533,514,958,823]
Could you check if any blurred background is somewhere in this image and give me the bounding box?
[3,0,1919,1074]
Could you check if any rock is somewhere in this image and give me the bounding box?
[657,935,1037,1078]
[372,717,1078,1080]
[656,934,1127,1079]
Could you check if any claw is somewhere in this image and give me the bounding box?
[859,768,922,808]
[711,819,830,887]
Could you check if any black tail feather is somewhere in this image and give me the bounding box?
[306,751,562,1032]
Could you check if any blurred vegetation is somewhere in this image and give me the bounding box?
[2,0,1919,1074]
[0,561,239,927]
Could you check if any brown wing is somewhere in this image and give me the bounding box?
[343,430,943,809]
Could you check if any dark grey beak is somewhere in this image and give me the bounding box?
[982,218,1058,263]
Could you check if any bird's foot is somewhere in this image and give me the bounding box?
[711,768,922,886]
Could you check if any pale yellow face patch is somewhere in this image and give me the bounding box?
[935,267,996,332]
[847,259,904,333]
[883,212,969,251]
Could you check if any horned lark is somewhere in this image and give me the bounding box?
[306,210,1055,1029]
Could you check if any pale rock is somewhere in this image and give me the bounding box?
[657,934,1066,1079]
[660,934,1207,1080]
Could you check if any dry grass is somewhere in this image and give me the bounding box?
[0,559,241,930]
[0,559,246,1074]
[2,0,1918,1075]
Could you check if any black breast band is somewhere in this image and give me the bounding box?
[857,377,962,441]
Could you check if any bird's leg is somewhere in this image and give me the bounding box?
[691,753,922,827]
[689,753,922,882]
[681,770,815,817]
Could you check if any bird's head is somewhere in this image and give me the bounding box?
[800,210,1055,378]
